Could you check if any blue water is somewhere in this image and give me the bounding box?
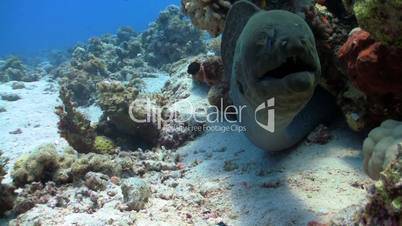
[0,0,180,57]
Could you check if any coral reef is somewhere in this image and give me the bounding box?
[337,29,402,129]
[362,120,402,180]
[56,65,100,106]
[316,0,354,18]
[116,26,138,44]
[11,144,60,187]
[55,47,107,106]
[181,0,232,36]
[96,81,160,145]
[96,79,204,149]
[0,56,33,82]
[354,0,402,47]
[181,0,314,37]
[303,4,402,132]
[338,30,402,97]
[10,143,179,189]
[188,56,224,86]
[304,3,354,97]
[7,144,181,225]
[141,5,206,67]
[355,146,402,225]
[55,87,96,153]
[53,28,154,106]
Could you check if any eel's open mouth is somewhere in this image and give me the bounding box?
[259,55,315,80]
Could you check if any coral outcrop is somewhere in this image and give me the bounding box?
[0,56,33,82]
[116,26,138,45]
[362,120,402,180]
[338,30,402,97]
[56,87,119,155]
[55,48,107,106]
[96,79,205,149]
[356,146,402,225]
[11,144,60,187]
[141,5,206,67]
[181,0,232,36]
[55,87,96,153]
[181,0,315,37]
[96,81,160,145]
[53,28,154,106]
[338,30,402,129]
[354,0,402,47]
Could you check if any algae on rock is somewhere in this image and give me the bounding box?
[11,144,60,187]
[354,0,402,47]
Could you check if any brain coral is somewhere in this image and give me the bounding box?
[363,119,402,180]
[354,0,402,47]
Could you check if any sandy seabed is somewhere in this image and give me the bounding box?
[0,74,371,226]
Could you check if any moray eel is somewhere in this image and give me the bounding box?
[222,0,335,151]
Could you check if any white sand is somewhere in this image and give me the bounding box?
[0,70,372,226]
[0,78,68,182]
[175,120,370,225]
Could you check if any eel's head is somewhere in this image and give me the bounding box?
[224,3,321,130]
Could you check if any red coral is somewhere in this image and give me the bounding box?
[338,30,402,97]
